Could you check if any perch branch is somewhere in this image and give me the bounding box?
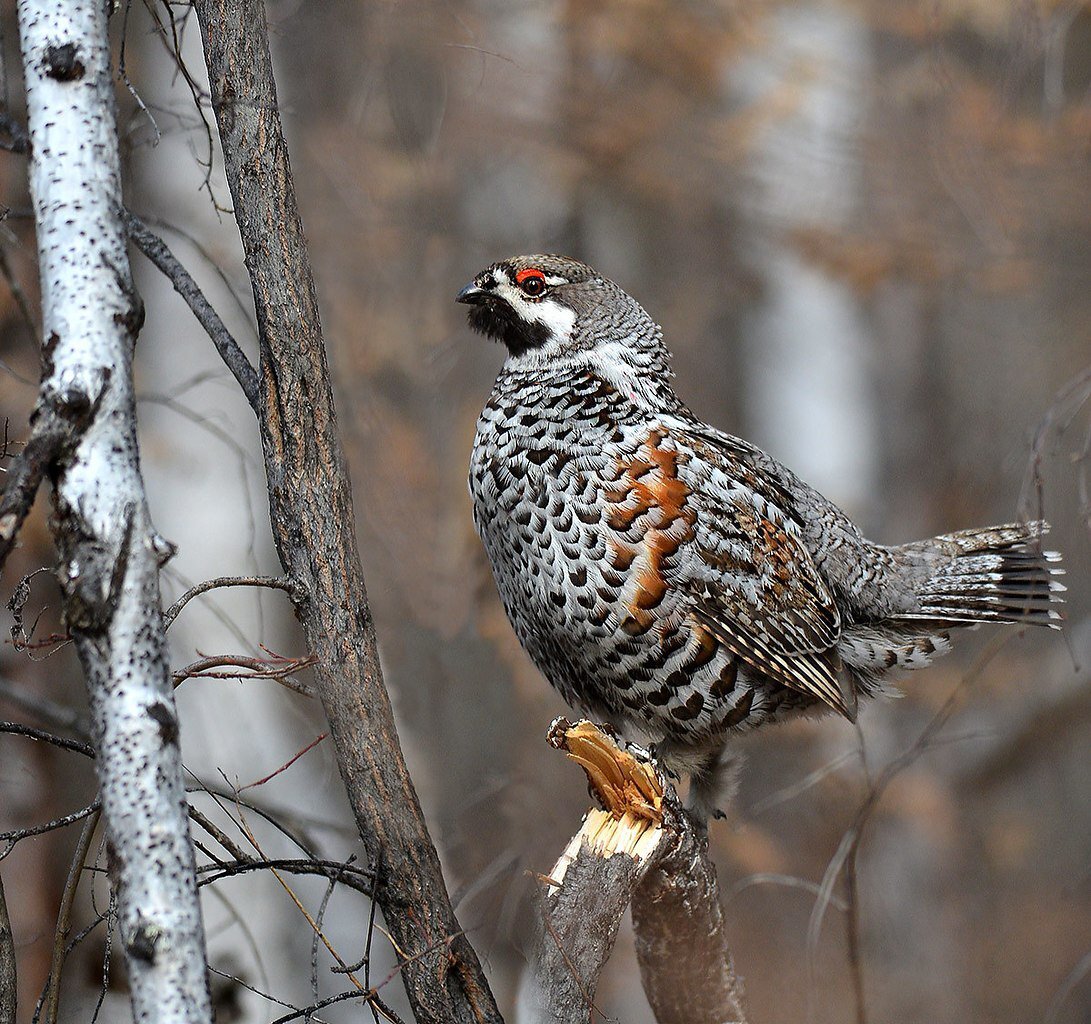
[526,720,747,1024]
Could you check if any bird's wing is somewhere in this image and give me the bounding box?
[606,421,854,719]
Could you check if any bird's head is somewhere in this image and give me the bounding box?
[456,254,668,374]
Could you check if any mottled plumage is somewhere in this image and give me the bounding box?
[459,255,1064,816]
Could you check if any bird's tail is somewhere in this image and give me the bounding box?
[896,521,1065,628]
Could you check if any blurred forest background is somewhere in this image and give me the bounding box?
[1,1,1090,1022]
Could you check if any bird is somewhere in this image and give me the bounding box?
[458,254,1064,819]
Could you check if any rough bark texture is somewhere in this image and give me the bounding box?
[632,830,748,1024]
[523,847,641,1023]
[528,723,748,1024]
[16,2,212,1022]
[191,4,502,1022]
[0,873,14,1024]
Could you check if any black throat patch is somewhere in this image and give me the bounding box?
[466,297,552,358]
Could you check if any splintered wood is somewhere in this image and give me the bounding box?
[545,719,666,890]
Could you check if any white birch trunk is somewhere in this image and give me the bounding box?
[16,3,212,1021]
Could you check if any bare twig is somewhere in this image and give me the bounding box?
[0,721,95,758]
[238,731,327,791]
[0,243,39,348]
[123,211,259,410]
[0,677,89,738]
[117,1,161,145]
[1044,947,1091,1024]
[309,868,344,1019]
[89,893,117,1024]
[1022,361,1091,537]
[197,857,373,897]
[172,652,316,697]
[187,805,250,863]
[1,801,101,860]
[163,573,294,627]
[40,807,100,1024]
[962,678,1091,790]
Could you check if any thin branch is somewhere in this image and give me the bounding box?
[117,0,161,146]
[310,870,343,1020]
[123,211,259,410]
[163,573,294,627]
[204,888,270,993]
[0,801,101,860]
[1044,947,1091,1024]
[205,964,298,1016]
[0,242,40,349]
[89,893,117,1024]
[187,805,250,863]
[197,858,373,898]
[238,731,327,791]
[0,721,95,758]
[39,807,100,1024]
[172,652,316,697]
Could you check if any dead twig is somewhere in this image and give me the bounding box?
[0,722,94,759]
[0,407,96,576]
[123,212,259,409]
[38,807,101,1024]
[163,574,294,627]
[172,652,316,697]
[1,801,101,861]
[238,732,328,791]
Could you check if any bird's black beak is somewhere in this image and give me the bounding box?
[456,281,489,305]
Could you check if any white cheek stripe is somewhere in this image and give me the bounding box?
[525,299,576,339]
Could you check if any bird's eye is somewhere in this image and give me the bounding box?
[515,269,547,297]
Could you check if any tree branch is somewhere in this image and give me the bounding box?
[191,4,502,1022]
[122,211,260,411]
[40,807,100,1024]
[524,721,748,1024]
[631,814,747,1024]
[162,573,294,627]
[16,2,213,1020]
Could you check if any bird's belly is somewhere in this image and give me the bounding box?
[473,462,770,742]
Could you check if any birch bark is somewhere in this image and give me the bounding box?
[16,2,212,1021]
